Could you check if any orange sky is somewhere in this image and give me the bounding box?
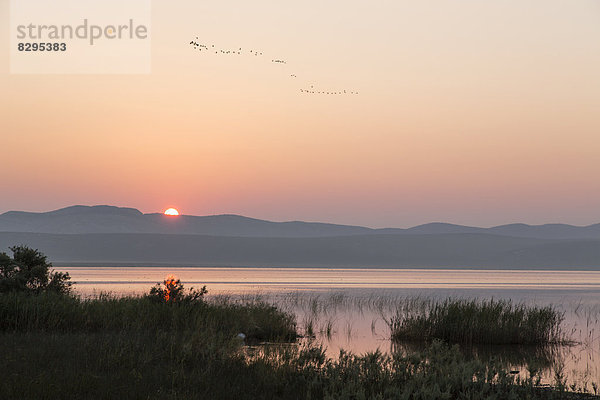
[1,0,599,227]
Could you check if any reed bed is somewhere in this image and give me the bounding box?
[0,291,297,342]
[388,298,566,345]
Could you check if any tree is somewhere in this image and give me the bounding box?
[0,245,72,294]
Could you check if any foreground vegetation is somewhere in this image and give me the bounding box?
[0,246,597,399]
[388,298,566,345]
[2,292,596,399]
[1,329,596,399]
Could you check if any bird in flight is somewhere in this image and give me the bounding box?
[189,38,360,97]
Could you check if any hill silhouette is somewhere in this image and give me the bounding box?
[0,205,598,268]
[1,205,599,239]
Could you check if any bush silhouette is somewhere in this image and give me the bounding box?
[148,274,207,303]
[0,245,72,294]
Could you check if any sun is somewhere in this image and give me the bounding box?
[164,208,180,216]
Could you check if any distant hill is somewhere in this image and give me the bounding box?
[0,205,373,237]
[0,231,599,269]
[0,205,599,240]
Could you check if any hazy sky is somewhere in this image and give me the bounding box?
[1,0,599,228]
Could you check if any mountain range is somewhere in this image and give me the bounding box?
[0,205,598,268]
[1,205,599,239]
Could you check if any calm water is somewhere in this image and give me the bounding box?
[58,266,600,387]
[58,266,600,294]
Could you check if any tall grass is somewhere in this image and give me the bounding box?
[0,291,297,342]
[388,298,566,345]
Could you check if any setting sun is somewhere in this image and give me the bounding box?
[164,208,180,216]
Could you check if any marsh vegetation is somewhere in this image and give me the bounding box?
[1,290,596,399]
[1,247,599,399]
[387,298,566,345]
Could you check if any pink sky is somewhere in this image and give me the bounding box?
[1,0,599,227]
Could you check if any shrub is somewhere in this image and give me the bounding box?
[147,274,208,303]
[0,245,71,295]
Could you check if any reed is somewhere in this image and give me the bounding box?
[0,291,297,342]
[388,298,566,345]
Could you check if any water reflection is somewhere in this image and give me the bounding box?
[461,343,558,371]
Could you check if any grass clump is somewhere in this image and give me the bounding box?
[388,298,565,345]
[0,291,297,342]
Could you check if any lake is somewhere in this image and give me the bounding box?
[58,266,600,388]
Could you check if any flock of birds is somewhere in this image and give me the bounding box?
[189,38,360,96]
[300,86,359,95]
[190,41,266,57]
